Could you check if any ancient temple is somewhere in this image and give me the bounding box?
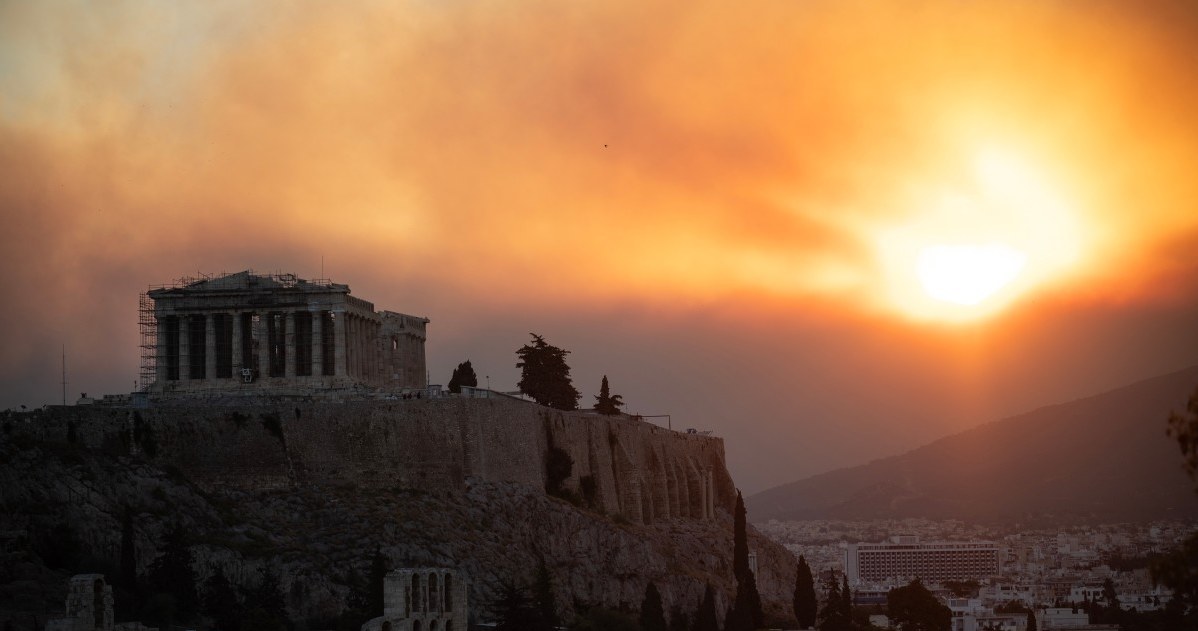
[142,271,428,395]
[360,568,467,631]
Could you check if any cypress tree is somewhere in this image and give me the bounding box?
[147,522,198,621]
[669,606,690,631]
[840,574,852,623]
[203,568,241,631]
[448,360,478,394]
[794,556,817,629]
[533,560,558,631]
[731,491,763,629]
[594,375,626,415]
[366,550,388,617]
[692,585,719,631]
[640,582,667,631]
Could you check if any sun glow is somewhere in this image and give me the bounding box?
[878,147,1083,322]
[916,244,1027,305]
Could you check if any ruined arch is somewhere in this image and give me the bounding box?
[94,578,105,629]
[429,572,439,613]
[412,573,422,612]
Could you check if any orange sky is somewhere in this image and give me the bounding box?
[2,0,1197,492]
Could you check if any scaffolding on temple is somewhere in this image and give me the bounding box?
[137,271,339,391]
[137,291,156,392]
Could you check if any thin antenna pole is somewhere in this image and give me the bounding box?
[61,345,67,406]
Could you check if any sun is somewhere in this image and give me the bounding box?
[876,146,1082,322]
[916,243,1027,306]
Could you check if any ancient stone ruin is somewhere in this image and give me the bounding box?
[360,568,467,631]
[140,271,428,396]
[43,575,156,631]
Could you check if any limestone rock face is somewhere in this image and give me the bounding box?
[39,398,738,526]
[1,401,796,626]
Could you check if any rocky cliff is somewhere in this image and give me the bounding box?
[0,397,797,628]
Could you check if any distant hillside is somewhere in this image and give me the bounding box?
[748,366,1198,523]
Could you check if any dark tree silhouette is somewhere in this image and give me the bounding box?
[840,574,852,623]
[1155,383,1198,609]
[594,375,625,415]
[203,568,242,631]
[692,585,719,631]
[516,334,580,410]
[113,507,138,622]
[669,605,690,631]
[818,573,846,631]
[533,560,559,631]
[241,568,288,631]
[119,508,137,591]
[147,522,198,622]
[729,491,763,630]
[794,555,817,629]
[887,578,950,631]
[492,582,546,631]
[640,582,667,631]
[447,360,478,394]
[1026,607,1037,631]
[367,550,388,618]
[544,446,573,496]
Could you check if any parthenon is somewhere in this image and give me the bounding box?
[141,271,428,395]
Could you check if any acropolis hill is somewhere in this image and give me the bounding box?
[0,271,798,625]
[45,397,733,526]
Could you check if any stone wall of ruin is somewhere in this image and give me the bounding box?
[33,397,735,524]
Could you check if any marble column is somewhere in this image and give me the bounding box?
[257,314,270,381]
[284,311,297,379]
[345,315,355,379]
[231,311,242,378]
[205,313,216,381]
[333,309,347,378]
[155,311,169,382]
[179,314,191,381]
[311,308,323,378]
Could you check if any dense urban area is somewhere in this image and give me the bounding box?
[756,518,1198,630]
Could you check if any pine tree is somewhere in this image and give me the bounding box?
[794,556,817,629]
[594,375,625,415]
[493,582,541,631]
[886,578,951,631]
[640,582,667,631]
[516,334,580,410]
[447,360,478,394]
[818,574,842,631]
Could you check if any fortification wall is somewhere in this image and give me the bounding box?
[29,398,735,523]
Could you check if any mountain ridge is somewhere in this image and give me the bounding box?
[748,365,1198,523]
